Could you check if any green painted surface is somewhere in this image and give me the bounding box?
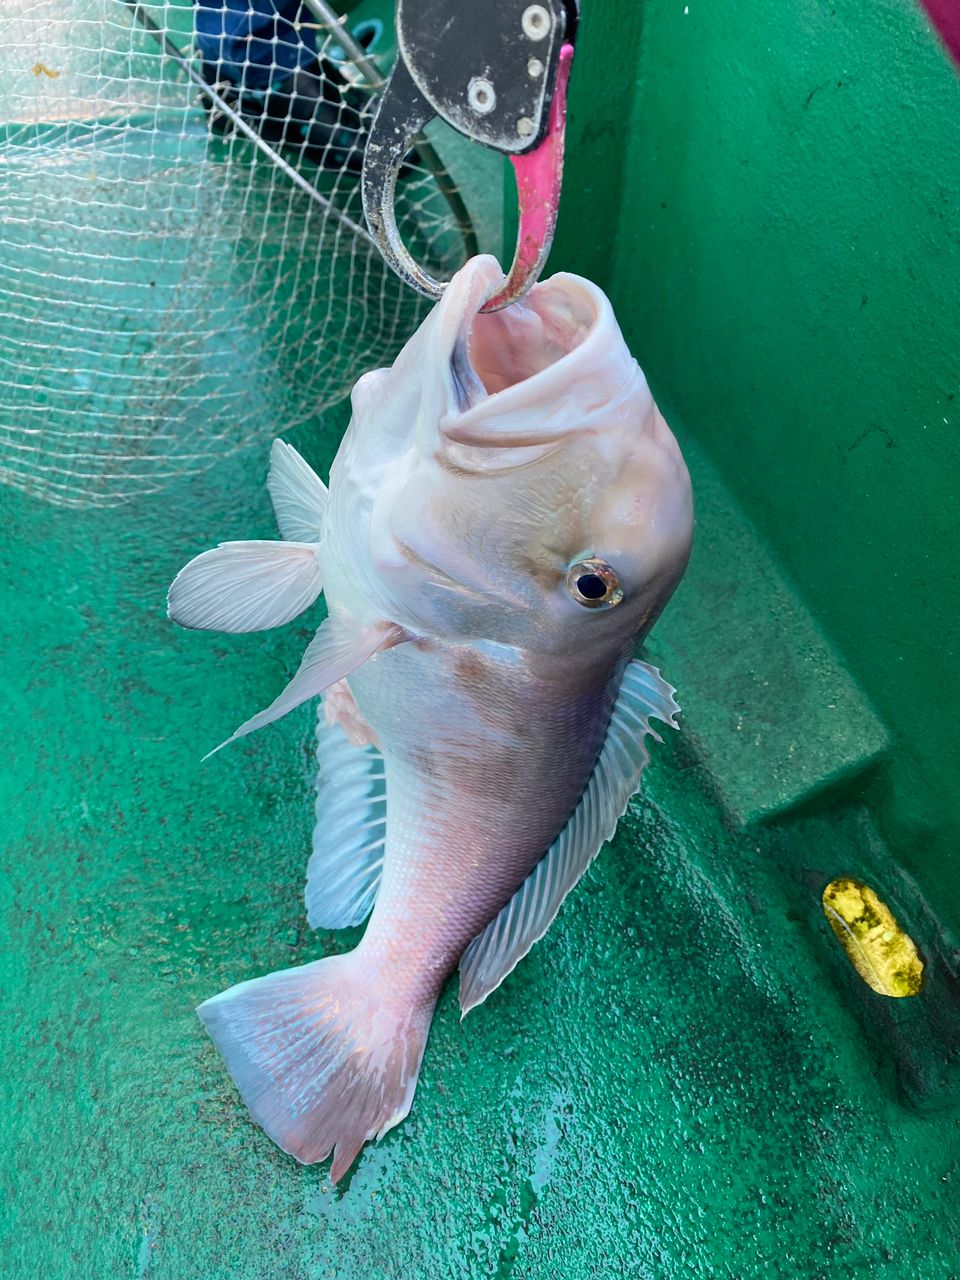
[3,441,960,1277]
[555,0,960,924]
[4,0,960,1275]
[644,435,891,826]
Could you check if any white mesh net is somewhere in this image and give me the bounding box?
[0,0,484,507]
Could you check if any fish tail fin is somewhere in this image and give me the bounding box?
[197,952,433,1181]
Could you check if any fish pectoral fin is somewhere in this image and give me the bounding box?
[458,659,681,1015]
[168,540,324,633]
[306,702,386,930]
[205,616,409,759]
[198,952,433,1181]
[267,438,328,544]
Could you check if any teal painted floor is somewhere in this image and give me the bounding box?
[2,412,959,1279]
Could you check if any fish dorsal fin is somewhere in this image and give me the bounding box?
[306,702,386,929]
[458,660,681,1015]
[206,616,408,758]
[168,540,323,633]
[268,439,329,544]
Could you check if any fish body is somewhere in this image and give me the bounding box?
[168,256,693,1179]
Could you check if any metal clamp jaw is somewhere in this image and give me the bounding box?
[362,0,578,311]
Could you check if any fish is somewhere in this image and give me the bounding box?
[168,254,694,1180]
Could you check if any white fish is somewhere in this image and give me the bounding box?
[168,255,693,1180]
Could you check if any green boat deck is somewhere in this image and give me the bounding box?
[2,425,958,1278]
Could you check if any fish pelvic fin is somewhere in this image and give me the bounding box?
[205,615,409,759]
[198,952,434,1181]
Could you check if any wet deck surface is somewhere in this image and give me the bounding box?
[3,423,959,1279]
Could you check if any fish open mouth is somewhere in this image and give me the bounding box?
[432,252,642,453]
[464,274,599,397]
[438,259,638,451]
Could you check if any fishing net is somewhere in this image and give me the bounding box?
[0,0,488,507]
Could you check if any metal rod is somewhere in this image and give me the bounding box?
[118,0,379,251]
[300,0,386,86]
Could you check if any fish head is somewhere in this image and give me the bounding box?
[327,256,693,666]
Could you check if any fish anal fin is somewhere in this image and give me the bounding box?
[458,659,680,1014]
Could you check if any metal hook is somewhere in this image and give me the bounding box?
[362,0,578,311]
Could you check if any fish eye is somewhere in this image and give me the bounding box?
[564,558,624,610]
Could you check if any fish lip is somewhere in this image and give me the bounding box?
[430,255,507,363]
[460,268,603,401]
[435,267,643,449]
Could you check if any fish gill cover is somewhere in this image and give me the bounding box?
[0,0,479,508]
